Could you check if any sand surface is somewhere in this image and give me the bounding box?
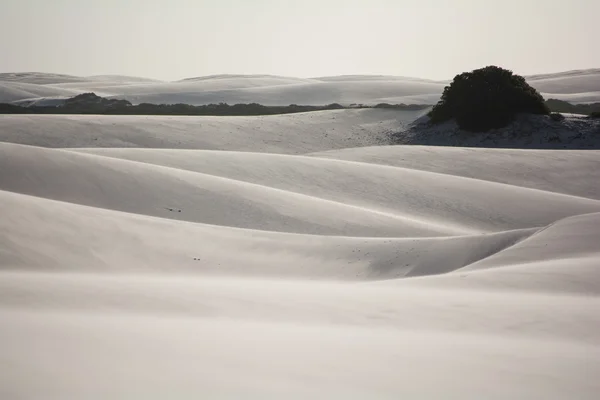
[1,103,599,398]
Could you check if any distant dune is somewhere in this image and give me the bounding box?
[0,81,81,103]
[2,69,599,106]
[0,72,90,84]
[525,68,600,101]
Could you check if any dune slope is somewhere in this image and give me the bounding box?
[0,109,414,153]
[1,108,599,398]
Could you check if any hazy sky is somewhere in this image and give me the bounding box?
[1,0,597,81]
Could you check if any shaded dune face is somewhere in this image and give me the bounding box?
[1,101,600,399]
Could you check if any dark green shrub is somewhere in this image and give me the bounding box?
[550,112,565,122]
[429,66,549,132]
[0,95,351,116]
[589,111,600,119]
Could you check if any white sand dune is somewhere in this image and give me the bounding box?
[1,107,599,398]
[0,81,81,103]
[310,145,600,200]
[177,73,319,85]
[0,109,413,152]
[3,69,600,106]
[70,147,600,233]
[1,143,458,237]
[526,68,600,94]
[313,74,445,82]
[395,212,600,296]
[66,73,447,106]
[0,72,88,84]
[540,91,600,104]
[101,79,447,106]
[0,188,533,277]
[85,74,163,83]
[0,72,160,85]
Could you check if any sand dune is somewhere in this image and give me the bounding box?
[47,76,321,99]
[526,68,600,94]
[392,212,600,296]
[0,81,81,103]
[71,147,600,233]
[1,106,599,398]
[0,72,88,84]
[0,109,412,152]
[100,79,446,106]
[1,143,460,237]
[460,211,600,273]
[3,69,600,106]
[310,145,600,200]
[0,189,533,278]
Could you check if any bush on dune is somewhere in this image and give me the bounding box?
[428,66,549,132]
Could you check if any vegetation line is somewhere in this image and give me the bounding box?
[0,93,429,116]
[1,88,598,118]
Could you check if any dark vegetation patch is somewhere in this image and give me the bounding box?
[428,66,549,132]
[0,92,430,116]
[1,91,596,119]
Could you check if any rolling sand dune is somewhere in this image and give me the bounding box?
[0,72,89,85]
[1,98,599,398]
[0,81,81,103]
[0,109,413,152]
[2,69,600,106]
[71,147,600,233]
[0,189,534,277]
[310,145,600,199]
[526,68,600,94]
[101,79,447,106]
